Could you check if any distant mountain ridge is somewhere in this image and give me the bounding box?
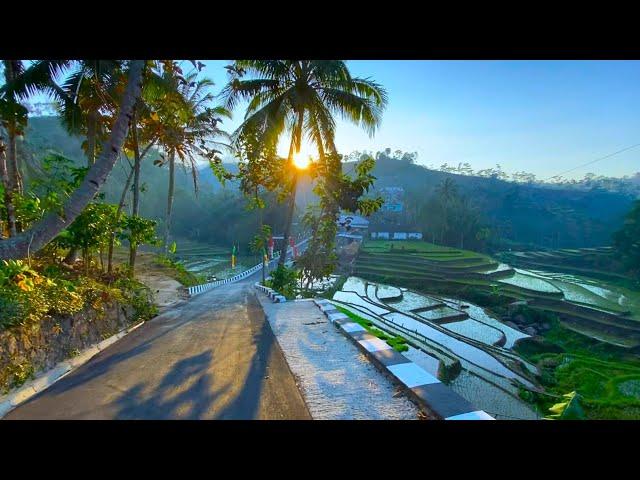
[18,116,634,250]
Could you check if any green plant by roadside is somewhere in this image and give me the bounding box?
[1,359,35,394]
[270,265,299,299]
[335,305,409,352]
[154,254,205,287]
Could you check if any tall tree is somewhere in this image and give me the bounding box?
[223,60,387,266]
[435,177,459,244]
[0,60,145,260]
[146,61,230,252]
[613,199,640,280]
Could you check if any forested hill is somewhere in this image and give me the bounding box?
[345,155,635,250]
[19,116,634,251]
[18,116,290,250]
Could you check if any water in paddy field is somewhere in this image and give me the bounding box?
[333,276,540,420]
[173,240,261,281]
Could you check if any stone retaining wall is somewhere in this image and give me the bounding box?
[0,303,135,394]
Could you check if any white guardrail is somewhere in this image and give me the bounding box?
[187,238,309,297]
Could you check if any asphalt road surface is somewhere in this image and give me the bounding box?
[4,275,310,420]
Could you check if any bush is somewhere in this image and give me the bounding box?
[0,260,84,330]
[154,254,204,287]
[270,265,299,299]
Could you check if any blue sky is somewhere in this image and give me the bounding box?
[24,60,640,180]
[199,60,640,180]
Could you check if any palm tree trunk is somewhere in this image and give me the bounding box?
[164,151,175,252]
[278,110,304,268]
[128,107,142,273]
[107,162,135,273]
[65,110,97,261]
[4,61,23,204]
[0,141,17,237]
[278,173,297,267]
[6,128,22,196]
[86,108,98,165]
[0,60,145,261]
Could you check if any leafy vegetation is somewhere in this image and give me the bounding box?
[154,253,204,287]
[335,304,408,352]
[0,258,156,332]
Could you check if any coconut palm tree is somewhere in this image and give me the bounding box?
[0,60,145,260]
[222,60,387,266]
[435,177,459,244]
[56,60,124,166]
[0,59,78,236]
[147,62,231,252]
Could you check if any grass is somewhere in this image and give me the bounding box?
[154,254,205,287]
[335,305,409,352]
[514,318,640,419]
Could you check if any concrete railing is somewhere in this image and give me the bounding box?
[254,282,287,303]
[187,262,265,296]
[187,238,309,297]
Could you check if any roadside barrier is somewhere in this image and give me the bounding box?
[187,238,310,297]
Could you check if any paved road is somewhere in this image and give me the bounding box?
[4,276,310,420]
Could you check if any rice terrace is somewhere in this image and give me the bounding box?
[1,58,640,422]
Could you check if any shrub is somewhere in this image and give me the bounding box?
[270,265,299,299]
[0,260,84,330]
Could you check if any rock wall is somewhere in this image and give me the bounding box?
[0,303,135,394]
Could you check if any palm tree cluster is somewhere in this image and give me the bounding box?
[0,58,388,290]
[0,60,230,271]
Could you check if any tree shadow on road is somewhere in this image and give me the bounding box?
[112,313,277,419]
[114,350,230,419]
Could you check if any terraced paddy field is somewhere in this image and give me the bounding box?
[330,276,540,419]
[171,238,261,281]
[354,240,640,349]
[351,240,640,418]
[500,246,633,285]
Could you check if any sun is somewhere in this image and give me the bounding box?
[292,151,311,170]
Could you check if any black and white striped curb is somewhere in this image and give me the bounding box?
[187,262,265,296]
[254,282,287,303]
[0,320,145,419]
[187,238,311,297]
[313,299,494,420]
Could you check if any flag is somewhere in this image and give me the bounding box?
[231,244,236,268]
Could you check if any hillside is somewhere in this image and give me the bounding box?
[17,117,634,251]
[353,155,635,250]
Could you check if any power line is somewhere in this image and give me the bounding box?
[544,142,640,181]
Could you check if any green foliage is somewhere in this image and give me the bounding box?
[154,254,205,287]
[0,260,83,329]
[613,199,640,279]
[335,305,409,353]
[546,391,586,420]
[2,359,35,392]
[250,224,272,256]
[269,265,299,299]
[514,318,640,419]
[298,153,383,290]
[112,276,158,322]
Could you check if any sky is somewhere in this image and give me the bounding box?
[22,60,640,180]
[198,60,640,180]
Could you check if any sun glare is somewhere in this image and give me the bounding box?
[293,151,311,170]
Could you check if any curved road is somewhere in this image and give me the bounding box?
[4,274,310,420]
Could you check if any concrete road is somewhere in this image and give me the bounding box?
[4,278,310,420]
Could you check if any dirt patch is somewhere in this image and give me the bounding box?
[112,249,188,310]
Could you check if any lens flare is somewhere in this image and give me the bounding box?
[293,151,311,170]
